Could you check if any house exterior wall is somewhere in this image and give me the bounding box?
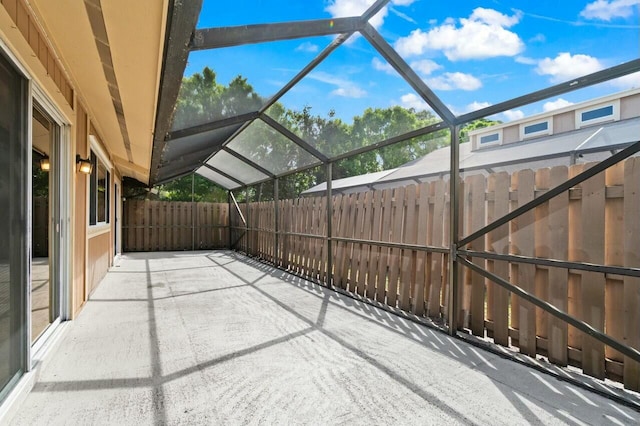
[0,0,123,415]
[553,111,574,134]
[87,232,110,295]
[73,102,87,316]
[501,125,519,145]
[621,93,640,120]
[0,0,118,315]
[470,88,640,150]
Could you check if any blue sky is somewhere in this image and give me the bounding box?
[187,0,640,123]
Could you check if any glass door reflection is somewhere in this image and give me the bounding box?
[31,106,59,343]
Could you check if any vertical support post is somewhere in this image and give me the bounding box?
[448,125,461,335]
[274,177,280,266]
[326,162,333,288]
[245,187,250,253]
[227,190,232,249]
[191,173,195,251]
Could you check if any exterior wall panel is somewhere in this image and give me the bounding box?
[502,125,519,145]
[87,232,110,295]
[553,111,574,134]
[72,103,87,317]
[621,93,640,120]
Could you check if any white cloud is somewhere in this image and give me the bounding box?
[372,57,396,75]
[308,71,367,98]
[325,0,415,29]
[426,72,482,91]
[502,109,525,121]
[466,101,492,112]
[332,87,367,98]
[470,7,521,26]
[543,98,574,112]
[447,101,492,116]
[529,33,546,43]
[398,93,430,111]
[608,71,640,89]
[389,7,417,24]
[515,56,537,65]
[410,59,442,76]
[535,52,604,83]
[326,0,387,28]
[295,42,319,53]
[394,8,524,60]
[580,0,639,21]
[392,0,416,5]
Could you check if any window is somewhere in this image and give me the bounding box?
[520,118,552,140]
[582,105,612,121]
[479,131,501,146]
[576,100,619,128]
[89,150,110,225]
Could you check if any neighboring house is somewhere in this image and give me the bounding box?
[0,0,167,415]
[302,89,640,196]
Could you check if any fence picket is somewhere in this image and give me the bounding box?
[534,169,550,348]
[356,191,373,297]
[348,192,365,293]
[513,169,536,356]
[488,172,510,346]
[377,189,393,303]
[568,164,585,357]
[605,163,625,369]
[548,166,569,366]
[387,187,405,307]
[367,190,383,301]
[467,174,486,336]
[399,185,416,311]
[581,164,606,379]
[413,183,429,316]
[428,180,446,318]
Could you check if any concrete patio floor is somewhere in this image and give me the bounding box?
[10,251,640,425]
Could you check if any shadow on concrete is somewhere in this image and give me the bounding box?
[27,251,640,425]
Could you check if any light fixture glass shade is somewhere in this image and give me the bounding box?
[39,157,50,171]
[76,155,93,174]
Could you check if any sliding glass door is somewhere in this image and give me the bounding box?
[0,53,28,402]
[31,106,61,344]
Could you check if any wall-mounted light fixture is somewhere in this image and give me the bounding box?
[39,156,50,171]
[76,155,93,174]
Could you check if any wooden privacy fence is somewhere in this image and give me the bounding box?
[123,200,229,252]
[236,156,640,391]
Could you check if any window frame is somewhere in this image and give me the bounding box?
[88,135,112,228]
[576,100,620,128]
[519,117,553,140]
[477,129,502,147]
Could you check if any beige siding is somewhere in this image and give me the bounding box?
[87,232,111,295]
[553,111,575,134]
[621,93,640,120]
[502,125,519,145]
[72,103,88,317]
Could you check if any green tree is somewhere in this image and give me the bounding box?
[460,118,501,143]
[157,175,227,202]
[172,67,263,129]
[164,66,495,202]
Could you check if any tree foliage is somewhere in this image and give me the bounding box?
[158,174,227,202]
[158,67,499,201]
[460,118,500,143]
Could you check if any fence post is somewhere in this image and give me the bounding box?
[448,125,461,335]
[326,162,333,288]
[227,190,232,249]
[245,187,250,253]
[191,174,195,251]
[274,178,279,265]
